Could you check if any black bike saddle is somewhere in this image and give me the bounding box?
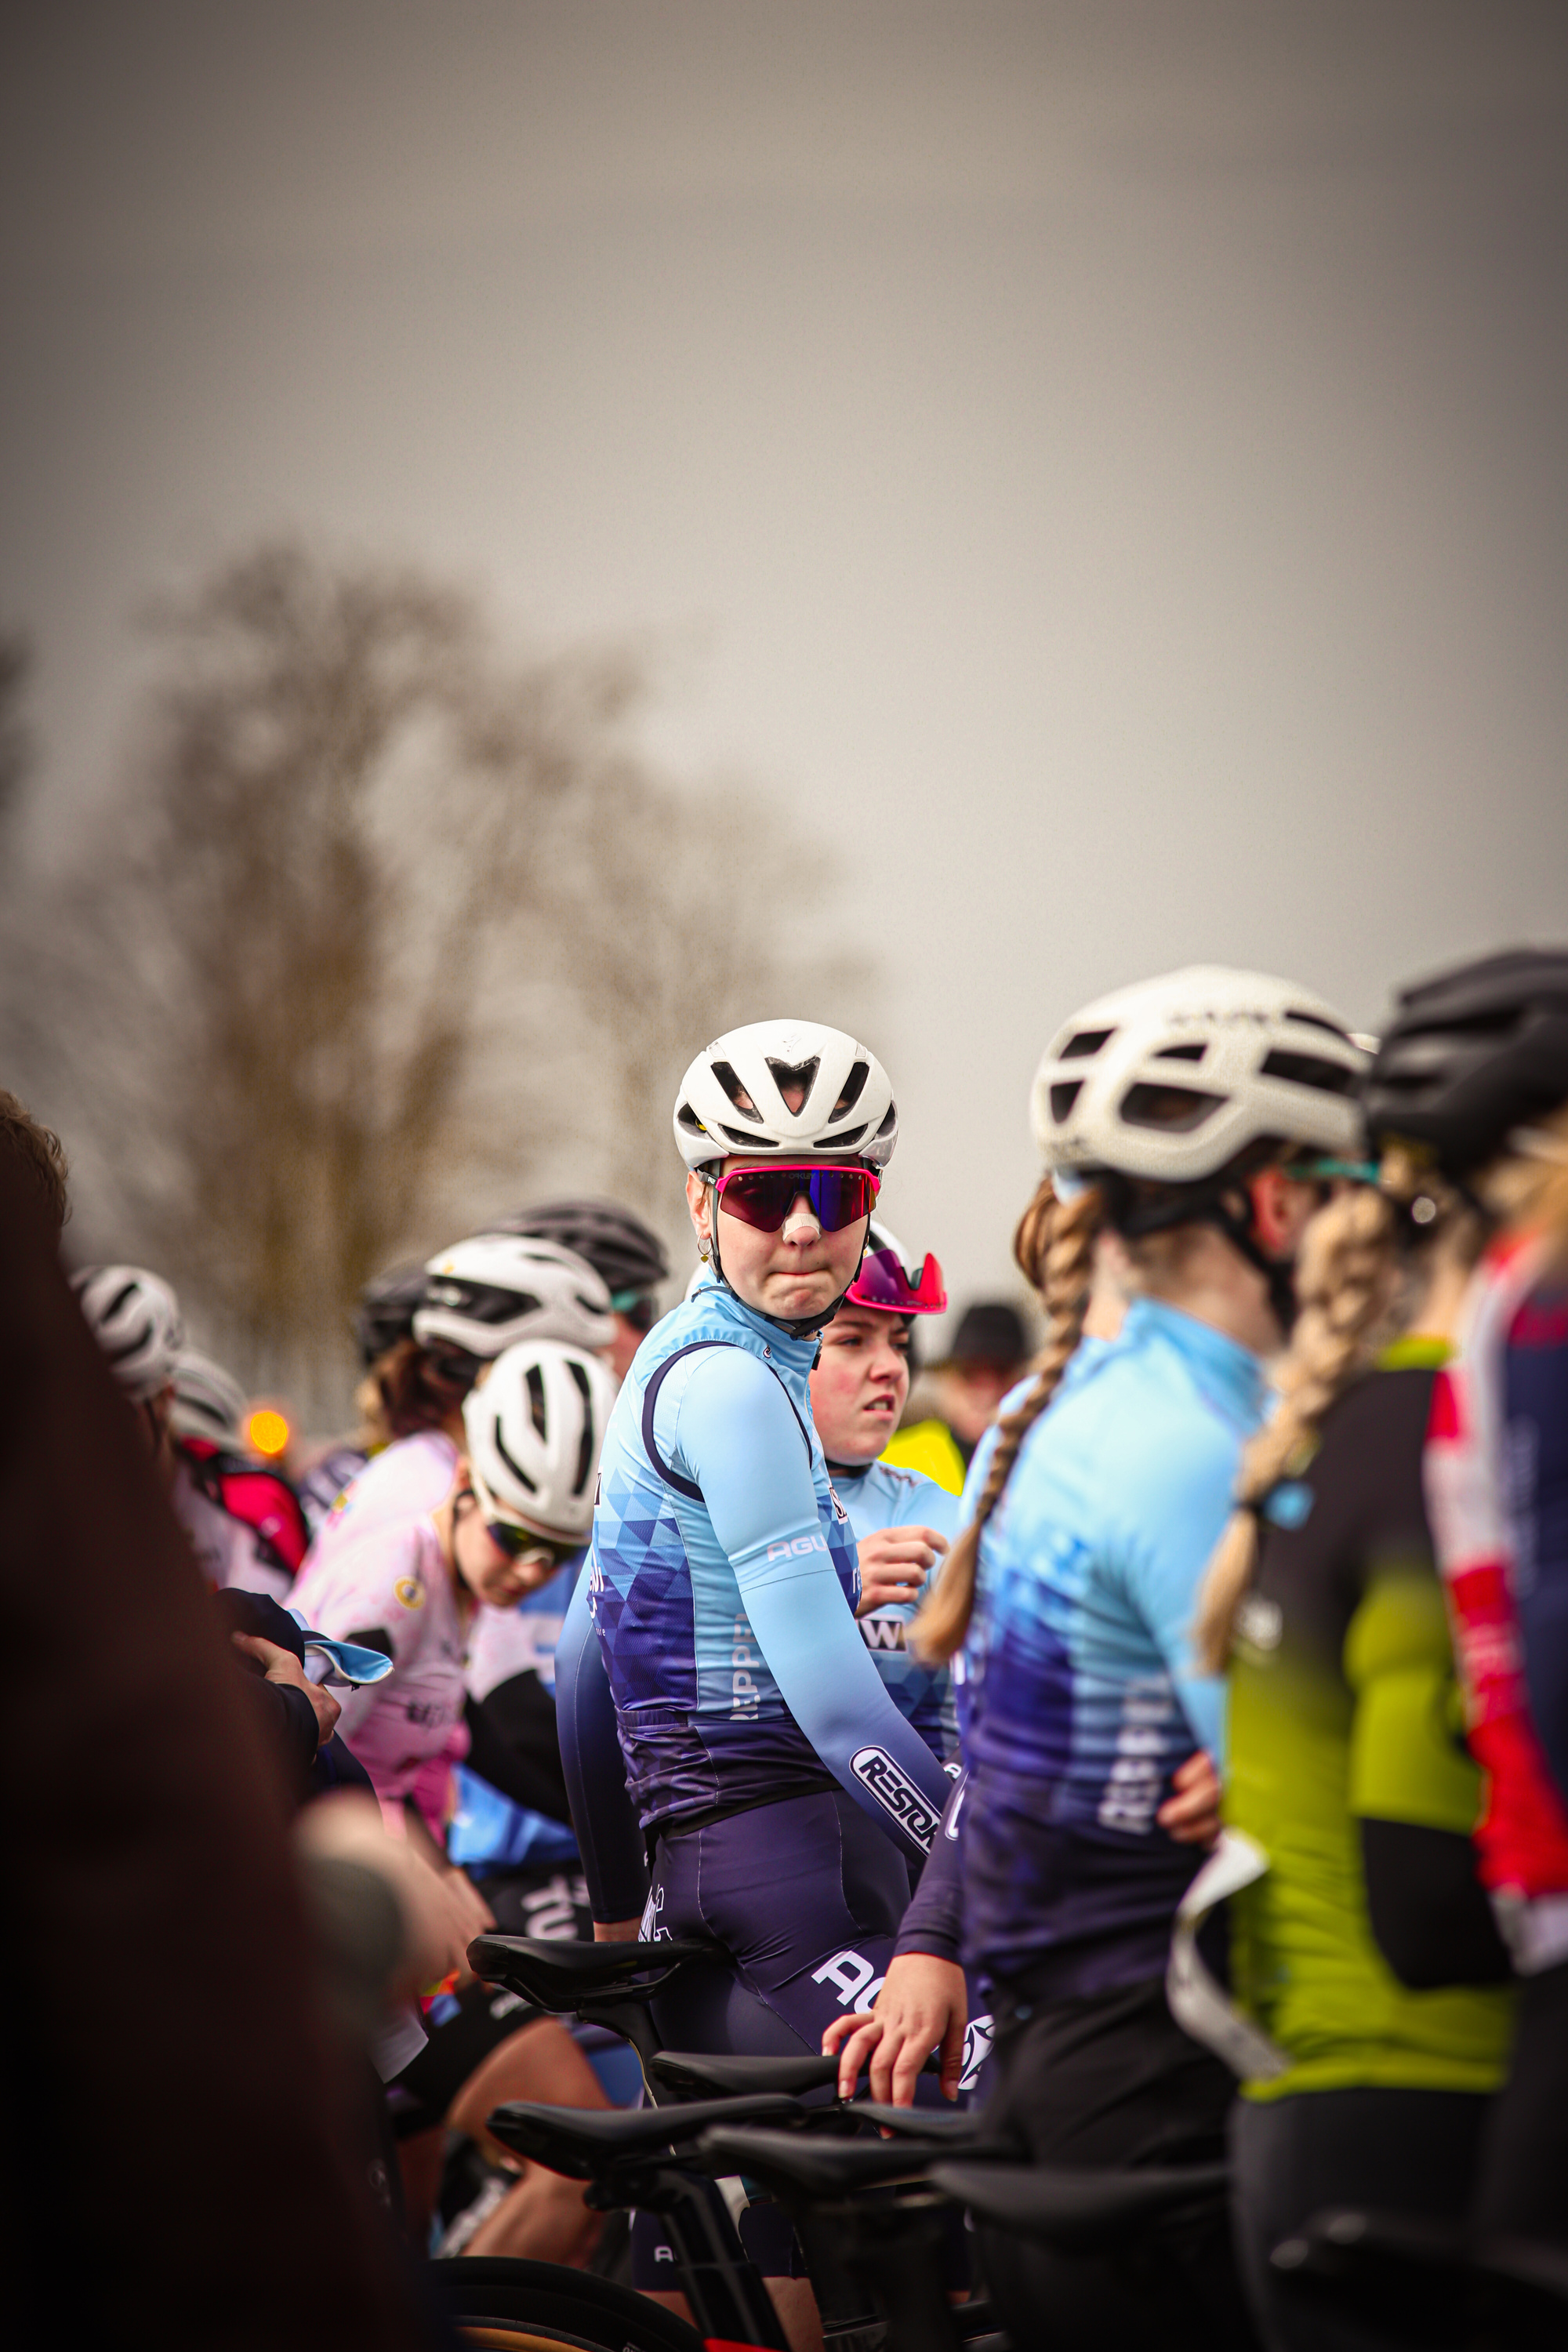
[650,2049,840,2101]
[488,2092,804,2178]
[467,1935,717,2010]
[930,2159,1231,2252]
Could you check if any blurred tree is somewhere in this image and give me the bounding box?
[9,545,856,1422]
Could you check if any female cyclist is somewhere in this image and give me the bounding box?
[292,1333,621,2261]
[808,1220,962,1766]
[1381,950,1568,2255]
[1191,1041,1519,2348]
[585,1020,953,2049]
[827,966,1368,2349]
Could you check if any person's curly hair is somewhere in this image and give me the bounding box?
[0,1089,69,1232]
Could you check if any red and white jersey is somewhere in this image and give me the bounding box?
[307,1431,459,1567]
[1425,1228,1568,1966]
[292,1519,470,1813]
[170,1457,294,1604]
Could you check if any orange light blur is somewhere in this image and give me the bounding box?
[247,1406,292,1459]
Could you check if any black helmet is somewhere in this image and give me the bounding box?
[1363,949,1568,1178]
[351,1259,429,1366]
[487,1199,670,1305]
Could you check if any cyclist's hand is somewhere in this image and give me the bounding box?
[855,1526,949,1618]
[822,1953,967,2103]
[232,1631,342,1747]
[593,1917,643,1942]
[1157,1748,1221,1846]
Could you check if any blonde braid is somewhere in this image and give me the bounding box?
[1194,1182,1402,1672]
[913,1178,1103,1665]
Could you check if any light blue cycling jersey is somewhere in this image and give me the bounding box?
[833,1457,964,1763]
[956,1296,1266,1995]
[589,1273,953,1864]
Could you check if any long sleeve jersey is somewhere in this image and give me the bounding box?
[587,1275,952,1867]
[954,1298,1265,1996]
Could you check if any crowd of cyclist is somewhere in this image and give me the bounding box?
[6,938,1568,2352]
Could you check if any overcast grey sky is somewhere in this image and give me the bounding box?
[5,1,1568,1336]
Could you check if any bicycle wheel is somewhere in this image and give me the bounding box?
[434,2256,706,2352]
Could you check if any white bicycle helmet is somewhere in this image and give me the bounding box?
[71,1265,186,1401]
[415,1236,614,1361]
[673,1019,897,1174]
[169,1348,249,1446]
[1032,966,1367,1184]
[463,1338,618,1542]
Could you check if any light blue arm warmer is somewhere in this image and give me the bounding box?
[678,1348,953,1860]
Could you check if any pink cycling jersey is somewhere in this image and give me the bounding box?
[292,1518,470,1828]
[307,1430,459,1566]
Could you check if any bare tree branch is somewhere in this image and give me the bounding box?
[3,544,866,1425]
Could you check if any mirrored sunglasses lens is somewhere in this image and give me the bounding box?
[814,1169,876,1230]
[717,1171,793,1230]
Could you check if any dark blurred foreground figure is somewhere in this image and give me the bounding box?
[0,1085,69,1230]
[0,1159,429,2352]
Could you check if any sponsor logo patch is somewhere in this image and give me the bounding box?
[849,1745,938,1850]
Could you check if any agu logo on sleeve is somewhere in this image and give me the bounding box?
[850,1746,938,1851]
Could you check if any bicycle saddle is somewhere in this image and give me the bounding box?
[488,2092,804,2178]
[852,2102,998,2143]
[699,2124,944,2202]
[651,2049,840,2101]
[930,2159,1230,2252]
[467,1935,717,2009]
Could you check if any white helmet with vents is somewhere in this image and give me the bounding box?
[71,1265,187,1401]
[169,1349,249,1446]
[1032,965,1368,1185]
[463,1338,618,1541]
[415,1236,614,1361]
[673,1018,897,1174]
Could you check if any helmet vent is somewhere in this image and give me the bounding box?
[1061,1028,1114,1060]
[711,1061,761,1120]
[1153,1042,1207,1063]
[1260,1049,1358,1097]
[567,1358,596,1493]
[720,1124,779,1149]
[1120,1082,1225,1132]
[830,1060,869,1120]
[826,1123,868,1150]
[677,1102,707,1135]
[492,1420,539,1493]
[874,1102,897,1138]
[526,1362,548,1439]
[1050,1080,1083,1122]
[766,1056,821,1116]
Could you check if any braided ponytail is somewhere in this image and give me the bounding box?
[913,1178,1103,1665]
[1194,1181,1403,1673]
